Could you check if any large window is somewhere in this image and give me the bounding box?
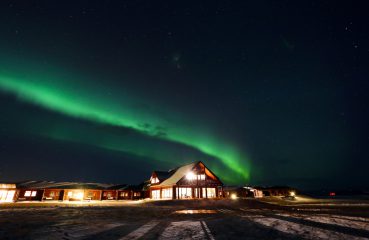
[66,191,84,200]
[162,188,172,199]
[177,187,192,199]
[152,190,160,199]
[0,190,15,202]
[207,188,216,198]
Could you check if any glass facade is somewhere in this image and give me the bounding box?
[177,187,192,199]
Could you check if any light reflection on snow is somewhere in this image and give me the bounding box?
[174,209,217,214]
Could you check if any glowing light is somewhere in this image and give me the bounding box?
[186,172,196,180]
[151,177,159,184]
[231,193,237,199]
[0,190,16,202]
[290,191,295,197]
[76,192,84,200]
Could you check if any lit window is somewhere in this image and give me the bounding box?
[177,187,192,198]
[207,188,216,198]
[24,191,31,197]
[186,172,196,180]
[162,188,172,198]
[152,190,160,199]
[151,177,159,184]
[31,191,37,197]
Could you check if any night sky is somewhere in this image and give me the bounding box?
[0,1,368,189]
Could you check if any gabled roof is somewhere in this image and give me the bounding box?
[155,162,197,187]
[153,171,173,182]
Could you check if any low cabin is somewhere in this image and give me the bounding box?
[116,185,143,200]
[224,186,251,198]
[63,189,102,201]
[224,186,264,198]
[255,186,297,197]
[61,183,104,201]
[14,181,109,201]
[149,161,223,200]
[0,183,17,203]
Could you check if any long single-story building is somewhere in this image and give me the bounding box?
[1,181,145,202]
[149,161,223,199]
[1,161,252,202]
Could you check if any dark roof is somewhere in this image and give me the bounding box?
[153,170,174,182]
[106,184,128,190]
[16,181,119,190]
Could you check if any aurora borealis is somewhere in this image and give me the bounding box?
[0,1,368,189]
[0,69,250,183]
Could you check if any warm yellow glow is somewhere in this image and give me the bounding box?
[67,190,84,200]
[231,193,237,199]
[186,172,196,180]
[290,191,296,197]
[76,192,84,200]
[151,177,159,184]
[175,209,217,214]
[0,190,15,202]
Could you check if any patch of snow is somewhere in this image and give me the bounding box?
[275,213,369,231]
[119,220,159,240]
[249,216,367,240]
[159,220,206,240]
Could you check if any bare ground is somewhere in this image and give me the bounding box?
[1,197,368,239]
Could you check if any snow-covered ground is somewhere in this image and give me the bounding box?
[1,198,368,239]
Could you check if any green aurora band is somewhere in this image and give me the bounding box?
[0,69,251,183]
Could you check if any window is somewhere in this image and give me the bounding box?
[186,172,206,182]
[86,191,95,198]
[152,190,160,199]
[24,191,37,197]
[67,191,83,200]
[198,174,205,181]
[134,192,141,197]
[177,187,192,199]
[207,188,216,198]
[162,188,172,199]
[0,190,15,202]
[151,177,159,184]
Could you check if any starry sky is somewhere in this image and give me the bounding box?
[0,1,368,189]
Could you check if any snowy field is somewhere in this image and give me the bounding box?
[1,198,368,239]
